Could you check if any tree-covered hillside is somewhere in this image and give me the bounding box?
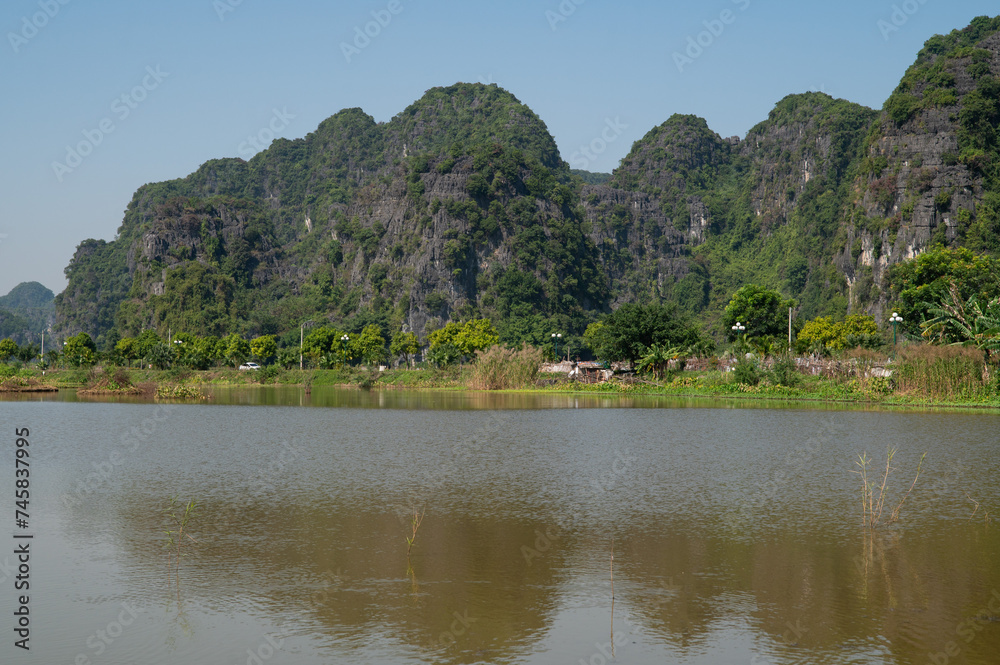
[0,281,54,343]
[54,16,1000,351]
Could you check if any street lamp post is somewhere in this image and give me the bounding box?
[890,312,903,348]
[299,320,314,370]
[732,322,746,355]
[340,334,350,368]
[551,333,562,361]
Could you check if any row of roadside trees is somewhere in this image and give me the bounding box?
[2,247,996,372]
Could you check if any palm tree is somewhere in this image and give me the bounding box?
[637,344,683,380]
[922,281,1000,356]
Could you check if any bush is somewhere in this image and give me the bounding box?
[252,366,281,384]
[731,357,762,386]
[81,367,140,394]
[768,355,800,387]
[468,344,542,390]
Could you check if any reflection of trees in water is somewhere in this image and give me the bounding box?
[619,524,1000,661]
[70,472,1000,664]
[109,489,573,665]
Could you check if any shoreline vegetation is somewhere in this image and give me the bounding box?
[4,345,999,411]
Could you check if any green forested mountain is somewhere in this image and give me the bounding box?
[0,281,54,343]
[55,18,1000,350]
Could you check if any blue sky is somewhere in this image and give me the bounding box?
[1,0,997,296]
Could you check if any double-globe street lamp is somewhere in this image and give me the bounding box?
[890,312,903,347]
[551,333,562,361]
[339,334,350,367]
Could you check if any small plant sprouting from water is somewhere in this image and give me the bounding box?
[163,496,200,585]
[852,448,926,528]
[406,509,425,557]
[965,492,992,525]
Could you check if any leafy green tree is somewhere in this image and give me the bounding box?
[723,285,796,341]
[173,334,217,370]
[0,338,18,362]
[888,247,1000,335]
[276,347,299,369]
[427,342,461,368]
[390,331,421,367]
[116,337,138,368]
[352,324,386,366]
[453,319,499,356]
[582,322,611,361]
[64,332,97,367]
[135,330,162,360]
[303,326,346,362]
[147,342,175,370]
[797,314,880,353]
[584,303,703,363]
[222,333,251,368]
[842,314,882,350]
[16,343,39,364]
[198,335,224,366]
[250,335,278,364]
[427,322,462,353]
[796,316,840,354]
[427,319,498,361]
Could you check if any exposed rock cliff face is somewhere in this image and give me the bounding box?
[740,93,876,231]
[843,18,1000,319]
[55,17,1000,346]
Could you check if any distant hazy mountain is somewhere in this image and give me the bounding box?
[0,281,55,343]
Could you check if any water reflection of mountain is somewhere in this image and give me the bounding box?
[619,524,1000,663]
[106,491,575,665]
[48,402,1000,664]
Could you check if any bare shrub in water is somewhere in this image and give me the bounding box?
[468,344,542,390]
[852,447,926,528]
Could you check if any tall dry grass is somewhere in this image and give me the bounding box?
[468,344,543,390]
[894,345,989,399]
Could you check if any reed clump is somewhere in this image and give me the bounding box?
[467,344,543,390]
[406,509,425,557]
[894,345,990,399]
[163,496,200,587]
[852,447,926,528]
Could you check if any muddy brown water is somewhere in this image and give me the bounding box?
[1,387,998,664]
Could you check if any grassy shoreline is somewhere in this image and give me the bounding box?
[6,364,999,410]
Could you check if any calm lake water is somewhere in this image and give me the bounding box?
[1,388,998,664]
